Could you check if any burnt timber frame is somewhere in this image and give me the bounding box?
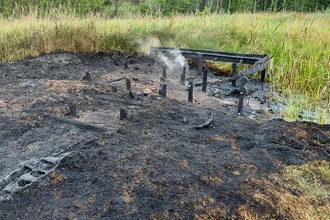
[150,46,269,84]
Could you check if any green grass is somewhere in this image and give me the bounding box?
[271,160,330,219]
[282,161,330,200]
[0,11,329,123]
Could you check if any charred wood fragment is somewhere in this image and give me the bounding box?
[107,77,125,83]
[48,115,107,132]
[195,112,214,129]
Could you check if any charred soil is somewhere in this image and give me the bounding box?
[0,51,329,219]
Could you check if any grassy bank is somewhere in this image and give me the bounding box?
[0,11,329,123]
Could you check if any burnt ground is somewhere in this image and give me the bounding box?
[0,51,329,219]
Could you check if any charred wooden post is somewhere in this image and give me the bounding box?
[188,80,193,102]
[68,102,77,117]
[261,69,266,83]
[162,66,167,78]
[82,71,91,81]
[237,76,249,115]
[202,68,207,92]
[111,85,118,93]
[180,65,186,85]
[128,91,134,100]
[198,54,203,76]
[161,84,167,98]
[126,78,131,91]
[238,92,244,115]
[124,62,128,69]
[232,63,237,87]
[159,77,166,96]
[120,107,127,120]
[160,76,166,84]
[260,69,266,92]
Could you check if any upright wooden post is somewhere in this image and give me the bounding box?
[188,80,193,102]
[237,76,249,115]
[126,78,131,91]
[159,77,167,98]
[202,68,207,92]
[120,107,127,120]
[68,102,77,117]
[161,84,167,98]
[238,92,244,115]
[162,66,167,78]
[261,69,266,84]
[180,65,186,85]
[232,63,237,87]
[198,54,203,76]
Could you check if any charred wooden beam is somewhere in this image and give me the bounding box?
[150,46,268,65]
[48,115,107,132]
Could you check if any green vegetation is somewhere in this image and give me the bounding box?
[282,160,330,200]
[0,0,329,17]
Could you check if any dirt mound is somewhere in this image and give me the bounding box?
[0,52,329,219]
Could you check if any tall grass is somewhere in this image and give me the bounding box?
[0,11,329,123]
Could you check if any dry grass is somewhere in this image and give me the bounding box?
[192,195,226,219]
[237,204,258,220]
[48,172,67,185]
[242,160,330,219]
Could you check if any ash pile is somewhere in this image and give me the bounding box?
[208,76,286,118]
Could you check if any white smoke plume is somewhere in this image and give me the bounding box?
[154,49,188,73]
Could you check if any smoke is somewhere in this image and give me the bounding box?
[154,49,188,73]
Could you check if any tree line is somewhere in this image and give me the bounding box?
[0,0,329,17]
